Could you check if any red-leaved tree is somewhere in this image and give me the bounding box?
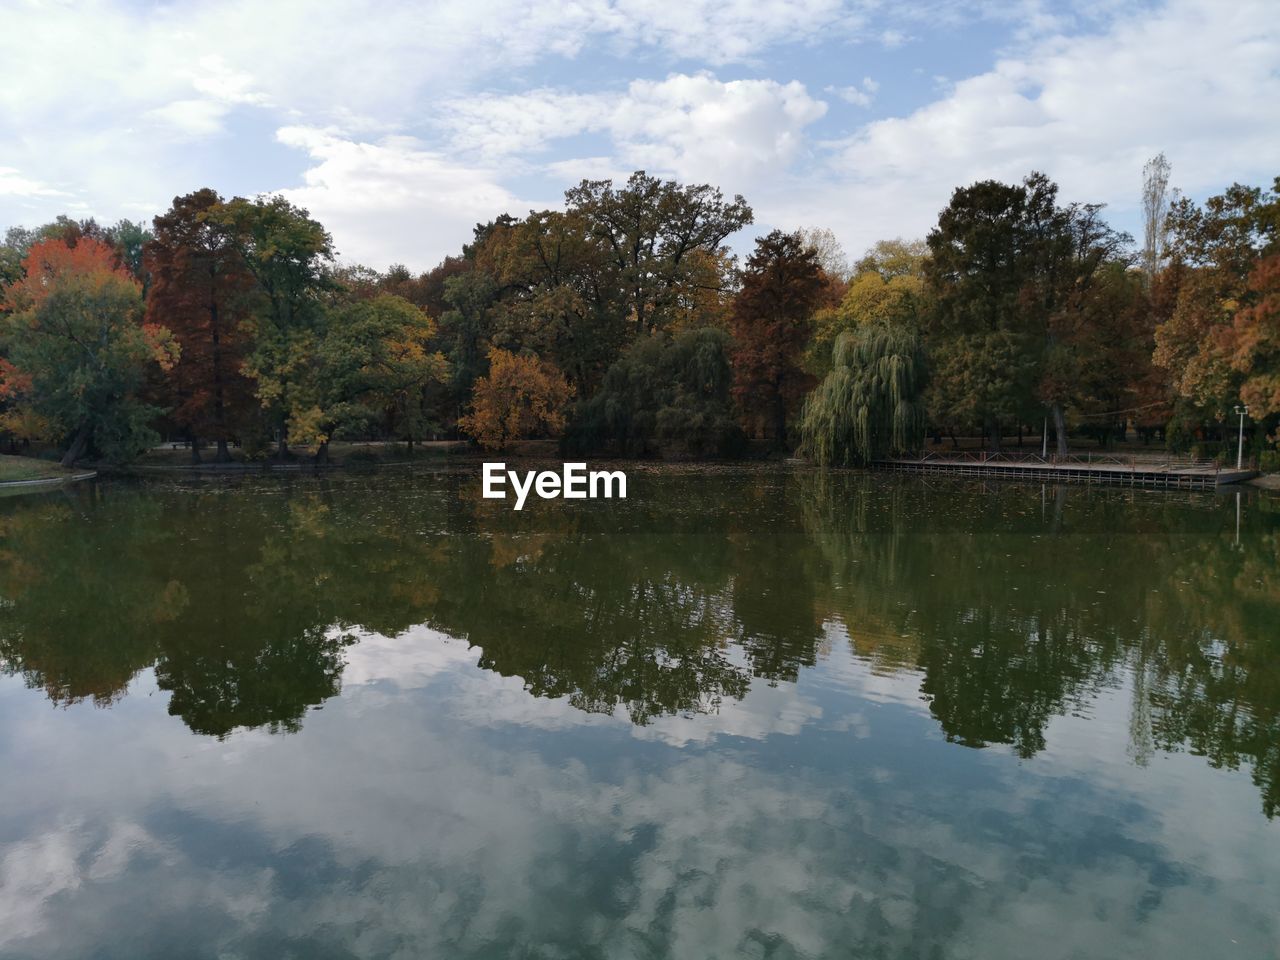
[145,190,256,461]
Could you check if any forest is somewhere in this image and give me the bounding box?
[0,159,1277,469]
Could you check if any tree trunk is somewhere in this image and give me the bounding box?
[985,417,1001,453]
[774,398,788,451]
[60,422,92,468]
[215,438,231,462]
[314,440,329,465]
[276,423,289,460]
[1052,403,1069,457]
[189,431,202,464]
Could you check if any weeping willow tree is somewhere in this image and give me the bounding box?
[800,323,927,466]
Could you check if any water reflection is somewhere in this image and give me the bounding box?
[1,470,1277,816]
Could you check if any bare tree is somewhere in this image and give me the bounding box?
[1141,153,1172,288]
[798,226,850,283]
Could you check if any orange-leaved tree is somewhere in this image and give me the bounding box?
[458,348,573,450]
[2,238,178,465]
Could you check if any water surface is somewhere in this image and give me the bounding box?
[1,468,1277,959]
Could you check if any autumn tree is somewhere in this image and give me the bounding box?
[730,230,825,447]
[1218,253,1280,418]
[478,208,626,389]
[1153,178,1280,442]
[208,196,334,457]
[1,238,177,465]
[458,348,573,450]
[145,189,256,462]
[810,244,930,378]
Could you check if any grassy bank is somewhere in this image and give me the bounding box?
[0,454,78,483]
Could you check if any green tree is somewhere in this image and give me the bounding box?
[288,294,448,459]
[1,238,178,465]
[800,323,927,466]
[209,196,335,457]
[565,326,744,458]
[566,171,752,336]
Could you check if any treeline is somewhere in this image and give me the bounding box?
[0,165,1277,467]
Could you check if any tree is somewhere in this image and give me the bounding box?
[1037,202,1135,454]
[565,171,752,336]
[853,238,930,279]
[458,348,573,450]
[798,226,850,283]
[1,238,177,465]
[144,189,256,462]
[565,326,744,458]
[1220,253,1280,417]
[800,323,927,466]
[208,196,334,457]
[1153,178,1280,427]
[730,230,825,447]
[287,294,449,459]
[1141,153,1174,290]
[923,173,1126,453]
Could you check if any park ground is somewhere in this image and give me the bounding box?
[0,454,82,483]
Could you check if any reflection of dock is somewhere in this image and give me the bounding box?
[875,452,1257,489]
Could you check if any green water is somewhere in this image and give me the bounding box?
[1,468,1277,959]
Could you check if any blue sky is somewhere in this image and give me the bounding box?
[1,0,1277,271]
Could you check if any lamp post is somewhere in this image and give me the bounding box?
[1233,404,1250,470]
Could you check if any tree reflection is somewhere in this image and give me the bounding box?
[0,470,1276,816]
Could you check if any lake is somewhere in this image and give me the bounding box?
[1,467,1277,959]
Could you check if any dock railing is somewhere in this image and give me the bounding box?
[912,450,1219,475]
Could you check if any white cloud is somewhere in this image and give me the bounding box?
[760,0,1280,266]
[0,168,68,199]
[446,73,828,195]
[828,77,879,108]
[273,126,533,269]
[142,99,233,140]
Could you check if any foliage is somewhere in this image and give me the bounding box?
[287,294,449,453]
[207,195,334,455]
[801,322,927,466]
[145,189,256,459]
[565,171,752,336]
[730,230,826,446]
[458,348,573,450]
[1225,254,1280,416]
[565,326,745,458]
[1154,178,1280,421]
[1,238,177,464]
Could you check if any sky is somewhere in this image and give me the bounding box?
[1,0,1278,272]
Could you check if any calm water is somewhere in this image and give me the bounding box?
[1,467,1278,960]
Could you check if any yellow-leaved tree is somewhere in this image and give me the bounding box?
[459,348,573,450]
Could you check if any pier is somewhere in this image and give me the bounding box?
[875,451,1257,489]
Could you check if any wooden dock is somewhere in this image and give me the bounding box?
[875,452,1257,489]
